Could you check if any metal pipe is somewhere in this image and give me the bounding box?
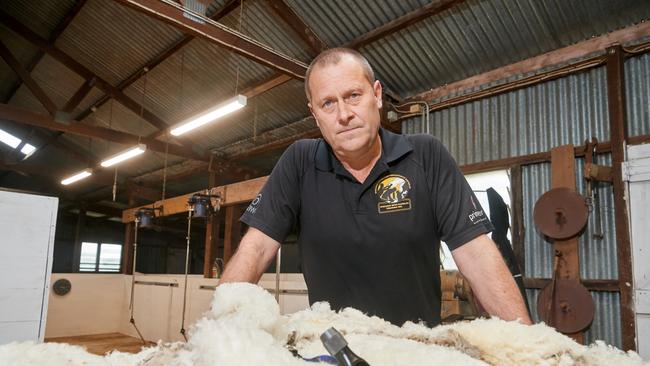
[135,280,179,287]
[180,208,192,341]
[129,218,146,344]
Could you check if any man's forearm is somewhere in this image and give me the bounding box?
[452,234,532,324]
[219,227,280,284]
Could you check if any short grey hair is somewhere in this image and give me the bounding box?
[304,48,375,102]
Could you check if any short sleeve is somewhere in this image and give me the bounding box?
[239,142,304,243]
[427,138,494,250]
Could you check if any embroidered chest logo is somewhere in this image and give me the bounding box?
[374,174,412,214]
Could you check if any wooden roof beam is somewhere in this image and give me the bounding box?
[265,0,326,56]
[344,0,465,50]
[0,9,192,147]
[0,40,58,116]
[73,0,241,123]
[113,0,308,80]
[0,103,205,161]
[2,0,87,103]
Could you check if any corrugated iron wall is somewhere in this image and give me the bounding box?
[402,53,650,347]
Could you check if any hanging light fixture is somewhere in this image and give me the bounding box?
[170,95,247,136]
[100,144,147,168]
[61,169,93,185]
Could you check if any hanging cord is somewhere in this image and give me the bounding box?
[233,0,244,96]
[162,139,169,201]
[129,218,146,344]
[180,207,193,341]
[138,68,149,143]
[253,107,257,143]
[107,100,119,201]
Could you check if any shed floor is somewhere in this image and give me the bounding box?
[45,333,155,355]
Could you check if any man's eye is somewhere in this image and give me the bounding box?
[322,100,333,109]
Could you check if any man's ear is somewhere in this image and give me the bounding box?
[308,103,320,127]
[373,80,383,109]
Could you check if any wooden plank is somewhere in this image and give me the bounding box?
[223,205,236,264]
[550,145,580,281]
[45,333,153,355]
[606,45,636,351]
[510,164,525,276]
[550,144,583,344]
[406,22,650,103]
[122,194,137,274]
[523,278,620,292]
[204,172,221,278]
[122,176,266,222]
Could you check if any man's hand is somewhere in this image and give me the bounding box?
[219,227,281,284]
[451,234,532,324]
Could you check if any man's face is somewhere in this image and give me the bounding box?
[308,56,383,159]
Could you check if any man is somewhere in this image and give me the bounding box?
[220,48,531,327]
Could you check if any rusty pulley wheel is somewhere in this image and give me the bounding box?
[533,187,588,240]
[537,279,595,334]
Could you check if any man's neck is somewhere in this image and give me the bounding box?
[336,137,382,184]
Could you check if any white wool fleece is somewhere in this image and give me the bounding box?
[0,283,647,366]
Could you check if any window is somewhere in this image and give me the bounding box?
[440,169,512,270]
[79,242,122,272]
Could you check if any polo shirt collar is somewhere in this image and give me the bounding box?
[314,128,413,172]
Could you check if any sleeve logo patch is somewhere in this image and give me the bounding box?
[374,174,412,214]
[246,193,262,214]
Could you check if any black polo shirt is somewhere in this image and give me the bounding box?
[240,128,493,326]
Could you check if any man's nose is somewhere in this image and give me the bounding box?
[336,101,353,124]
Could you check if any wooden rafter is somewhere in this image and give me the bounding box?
[265,0,326,55]
[344,0,466,50]
[0,40,58,115]
[113,0,308,79]
[0,9,190,145]
[2,0,88,103]
[0,103,205,161]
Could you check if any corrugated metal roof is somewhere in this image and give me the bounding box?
[403,66,609,163]
[626,52,650,138]
[288,0,649,97]
[219,0,313,62]
[55,0,185,86]
[0,0,77,40]
[0,23,41,101]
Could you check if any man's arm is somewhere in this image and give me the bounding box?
[451,234,532,324]
[219,227,281,284]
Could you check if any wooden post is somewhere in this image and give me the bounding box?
[223,205,245,265]
[121,193,137,274]
[510,164,525,276]
[204,172,222,278]
[606,44,636,351]
[550,145,583,343]
[72,207,86,272]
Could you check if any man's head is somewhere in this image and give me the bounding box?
[306,48,383,161]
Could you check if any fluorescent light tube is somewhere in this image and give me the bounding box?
[61,169,92,185]
[0,128,21,149]
[170,95,247,136]
[100,144,146,167]
[20,143,36,155]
